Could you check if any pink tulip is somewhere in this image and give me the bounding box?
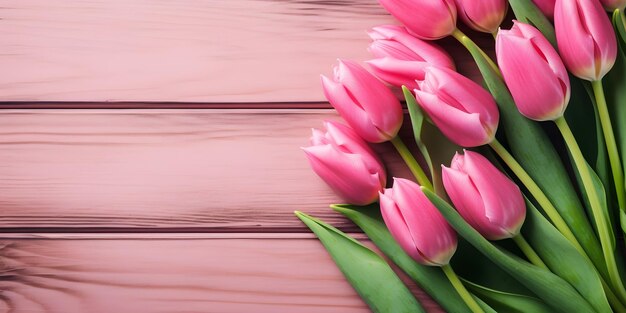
[377,0,457,40]
[601,0,626,10]
[366,25,455,89]
[532,0,555,19]
[442,151,526,240]
[414,66,499,147]
[321,60,403,143]
[380,178,457,266]
[303,121,386,205]
[497,21,570,121]
[554,0,617,81]
[454,0,508,33]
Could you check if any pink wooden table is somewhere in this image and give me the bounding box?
[0,1,485,312]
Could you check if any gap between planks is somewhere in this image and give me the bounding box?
[0,233,369,240]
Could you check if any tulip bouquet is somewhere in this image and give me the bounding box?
[295,0,626,312]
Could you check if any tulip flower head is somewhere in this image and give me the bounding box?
[367,25,456,89]
[377,0,457,40]
[442,151,526,240]
[414,66,499,147]
[321,60,403,143]
[303,121,386,205]
[497,21,570,121]
[454,0,508,34]
[532,0,555,19]
[554,0,617,81]
[379,178,458,266]
[601,0,626,10]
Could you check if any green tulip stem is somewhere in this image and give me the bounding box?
[451,28,501,77]
[621,10,626,38]
[592,80,626,217]
[554,116,626,302]
[512,234,547,269]
[390,136,433,191]
[441,264,485,313]
[491,31,498,40]
[489,139,581,250]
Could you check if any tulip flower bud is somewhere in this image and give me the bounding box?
[497,21,570,121]
[454,0,508,34]
[442,151,526,240]
[366,25,456,90]
[303,121,386,205]
[414,66,499,147]
[321,60,403,143]
[601,0,626,10]
[554,0,617,81]
[377,0,457,40]
[380,178,457,266]
[532,0,555,19]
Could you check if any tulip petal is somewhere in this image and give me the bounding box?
[462,151,526,237]
[369,26,456,70]
[367,58,427,89]
[511,21,569,85]
[303,145,381,205]
[392,178,457,265]
[321,74,386,142]
[455,0,507,33]
[377,0,457,39]
[379,190,427,264]
[532,0,555,19]
[415,90,492,147]
[442,166,510,239]
[555,0,603,80]
[497,34,569,120]
[310,128,327,146]
[369,39,422,61]
[577,0,617,78]
[322,121,386,186]
[423,67,498,121]
[335,60,403,140]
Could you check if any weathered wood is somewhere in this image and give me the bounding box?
[0,236,443,313]
[0,0,486,103]
[0,109,418,232]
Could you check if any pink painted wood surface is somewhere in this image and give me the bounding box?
[0,0,488,103]
[0,236,443,313]
[0,0,391,102]
[0,109,419,232]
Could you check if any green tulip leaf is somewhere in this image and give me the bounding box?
[607,10,626,234]
[403,85,461,198]
[522,199,612,313]
[459,34,608,281]
[508,0,557,47]
[451,237,534,296]
[403,86,433,178]
[614,9,626,47]
[464,280,553,313]
[331,203,477,313]
[294,211,425,313]
[422,188,596,313]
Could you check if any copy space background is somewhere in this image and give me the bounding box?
[0,1,484,312]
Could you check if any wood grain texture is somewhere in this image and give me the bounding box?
[0,237,443,313]
[0,109,418,232]
[0,0,487,103]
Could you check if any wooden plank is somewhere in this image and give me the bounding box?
[0,0,486,103]
[0,237,443,313]
[0,109,417,232]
